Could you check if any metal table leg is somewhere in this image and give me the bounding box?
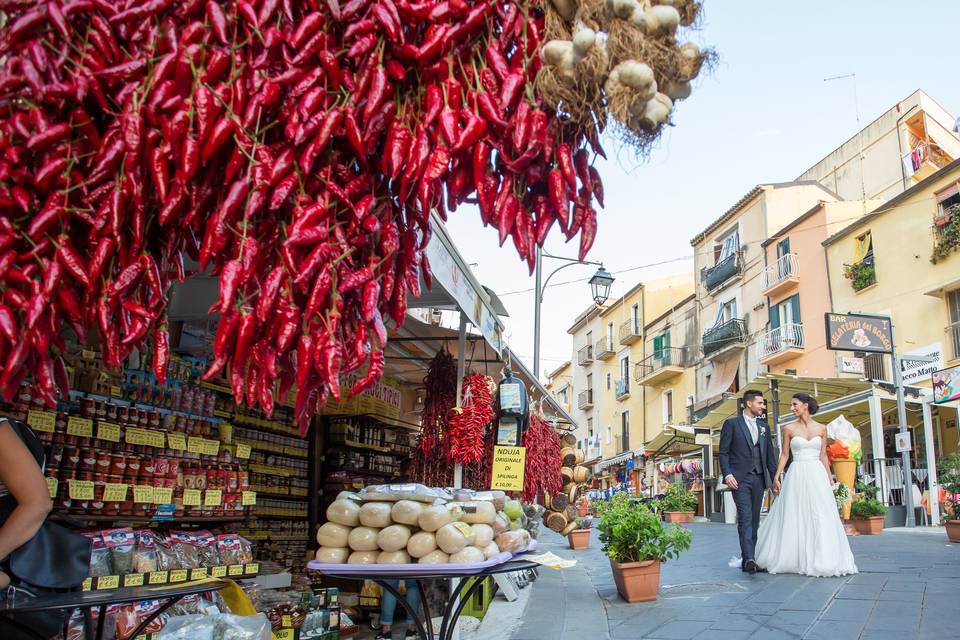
[439,577,488,640]
[416,580,434,640]
[374,580,430,640]
[94,604,106,640]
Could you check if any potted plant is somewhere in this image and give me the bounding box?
[595,494,692,602]
[567,517,593,550]
[834,482,850,516]
[849,482,886,535]
[939,453,960,543]
[842,259,876,291]
[660,483,698,523]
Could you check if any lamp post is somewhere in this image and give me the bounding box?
[533,247,614,379]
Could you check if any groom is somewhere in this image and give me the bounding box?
[719,390,779,574]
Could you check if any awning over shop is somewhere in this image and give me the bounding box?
[595,449,644,472]
[696,358,739,410]
[644,423,709,459]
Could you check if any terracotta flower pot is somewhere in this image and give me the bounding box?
[568,529,591,550]
[609,558,661,603]
[946,520,960,543]
[664,511,694,524]
[852,516,884,535]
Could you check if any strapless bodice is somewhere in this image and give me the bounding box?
[790,435,822,461]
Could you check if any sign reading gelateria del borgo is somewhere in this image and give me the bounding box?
[824,312,893,354]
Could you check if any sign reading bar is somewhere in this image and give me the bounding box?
[47,477,59,498]
[491,446,526,491]
[153,487,174,505]
[825,312,893,354]
[933,364,960,405]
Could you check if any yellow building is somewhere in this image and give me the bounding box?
[824,159,960,459]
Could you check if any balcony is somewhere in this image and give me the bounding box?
[595,339,615,360]
[615,378,630,401]
[758,323,805,365]
[577,344,594,366]
[843,253,876,292]
[762,253,800,297]
[904,141,953,184]
[948,321,960,362]
[702,318,747,359]
[701,250,742,293]
[618,320,641,345]
[635,347,687,386]
[577,389,594,410]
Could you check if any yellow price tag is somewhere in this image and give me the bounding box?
[211,566,227,578]
[133,485,154,504]
[96,575,120,590]
[183,488,202,506]
[168,569,188,583]
[245,563,259,575]
[102,483,128,502]
[201,439,220,456]
[124,573,145,587]
[152,487,173,504]
[204,489,222,506]
[281,615,292,628]
[126,427,146,445]
[167,433,187,451]
[66,416,94,438]
[146,430,165,448]
[110,386,122,398]
[27,410,56,433]
[148,571,168,585]
[81,578,93,592]
[276,629,295,640]
[190,567,208,580]
[97,421,121,442]
[235,443,251,459]
[241,491,257,506]
[68,479,94,501]
[228,564,243,576]
[46,477,58,499]
[187,437,204,454]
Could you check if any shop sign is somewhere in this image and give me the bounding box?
[900,343,944,385]
[824,313,893,354]
[933,364,960,405]
[491,446,526,491]
[838,356,864,375]
[895,432,912,452]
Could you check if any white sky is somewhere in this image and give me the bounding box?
[443,1,960,380]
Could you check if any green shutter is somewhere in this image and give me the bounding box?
[662,332,671,365]
[790,294,801,324]
[653,335,663,360]
[769,303,781,329]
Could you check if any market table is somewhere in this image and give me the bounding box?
[0,579,229,640]
[313,559,540,640]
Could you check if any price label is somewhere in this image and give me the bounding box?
[190,567,208,580]
[276,629,295,640]
[228,564,244,576]
[204,489,222,506]
[110,386,123,398]
[126,427,146,445]
[201,439,220,456]
[187,437,204,454]
[241,491,257,506]
[46,477,58,499]
[68,480,94,500]
[81,578,93,592]
[245,563,259,575]
[124,573,145,587]
[96,575,120,590]
[167,433,187,451]
[153,487,173,504]
[67,416,94,438]
[146,430,165,448]
[168,569,188,583]
[281,615,292,628]
[235,443,251,459]
[133,485,154,504]
[27,410,56,433]
[102,483,128,502]
[97,421,121,442]
[148,571,168,585]
[211,566,227,578]
[183,489,202,506]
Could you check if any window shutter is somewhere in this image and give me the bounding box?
[790,294,801,324]
[769,302,780,329]
[653,335,663,359]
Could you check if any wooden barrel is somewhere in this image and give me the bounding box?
[561,467,574,484]
[561,433,577,447]
[551,492,569,512]
[573,466,590,484]
[567,483,579,503]
[566,505,579,521]
[574,449,585,465]
[546,511,568,533]
[561,447,577,467]
[561,521,579,536]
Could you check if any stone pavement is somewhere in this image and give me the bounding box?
[507,523,960,640]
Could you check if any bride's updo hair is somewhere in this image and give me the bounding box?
[792,393,819,415]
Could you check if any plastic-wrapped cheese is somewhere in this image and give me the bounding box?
[458,501,496,525]
[327,499,361,527]
[359,502,393,528]
[377,550,411,564]
[471,524,494,548]
[316,522,351,548]
[491,490,506,511]
[315,547,349,563]
[492,512,510,535]
[436,522,476,554]
[494,529,531,553]
[481,542,500,559]
[418,550,450,565]
[348,551,379,564]
[419,505,454,532]
[406,531,438,558]
[377,525,412,552]
[449,546,485,565]
[391,500,424,526]
[348,526,381,551]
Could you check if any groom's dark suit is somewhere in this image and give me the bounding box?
[719,414,778,567]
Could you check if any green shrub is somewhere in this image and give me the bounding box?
[850,499,887,519]
[660,483,698,513]
[595,494,692,564]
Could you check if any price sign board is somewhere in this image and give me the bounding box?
[97,422,121,442]
[241,491,257,506]
[201,439,220,456]
[153,487,174,504]
[204,489,222,506]
[183,489,202,506]
[67,416,94,438]
[68,480,95,500]
[491,446,526,491]
[133,485,154,504]
[187,437,204,454]
[28,410,56,433]
[126,428,147,445]
[146,430,165,448]
[46,477,58,499]
[102,483,129,502]
[167,433,187,450]
[235,443,251,459]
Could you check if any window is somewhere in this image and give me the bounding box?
[606,426,612,445]
[948,289,960,359]
[607,322,614,349]
[631,303,640,333]
[852,231,873,264]
[586,330,593,345]
[653,331,672,364]
[587,418,593,438]
[715,298,738,325]
[937,184,960,214]
[714,228,740,264]
[662,390,674,424]
[776,237,793,278]
[606,373,611,390]
[621,412,630,452]
[586,373,593,392]
[620,356,630,381]
[770,294,801,328]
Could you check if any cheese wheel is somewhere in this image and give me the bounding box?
[377,550,412,564]
[494,529,531,553]
[471,524,494,548]
[348,551,379,564]
[458,501,496,525]
[391,500,424,526]
[419,505,454,532]
[315,547,349,564]
[316,522,351,548]
[436,522,476,554]
[418,550,450,565]
[348,526,381,551]
[449,546,485,565]
[481,542,500,559]
[407,532,438,558]
[377,525,413,552]
[359,502,393,528]
[326,499,361,527]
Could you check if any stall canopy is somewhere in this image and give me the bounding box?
[595,450,637,473]
[696,358,740,411]
[644,423,711,459]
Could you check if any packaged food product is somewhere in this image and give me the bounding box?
[86,533,112,577]
[418,550,449,565]
[406,532,438,559]
[436,522,475,554]
[376,525,412,552]
[193,530,220,567]
[494,529,531,553]
[359,502,392,528]
[168,531,200,568]
[133,530,159,573]
[314,547,349,564]
[457,501,496,525]
[418,505,455,532]
[390,500,424,526]
[471,524,494,548]
[357,483,448,503]
[326,499,361,527]
[155,535,181,571]
[449,547,485,564]
[103,528,136,575]
[376,550,411,564]
[480,542,501,559]
[347,551,379,564]
[216,534,247,565]
[316,522,351,548]
[347,527,380,552]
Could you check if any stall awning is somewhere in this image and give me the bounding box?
[696,358,739,410]
[644,424,707,459]
[595,450,637,472]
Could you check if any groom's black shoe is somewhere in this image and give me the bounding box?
[743,559,759,574]
[754,566,768,573]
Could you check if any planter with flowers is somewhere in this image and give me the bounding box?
[660,483,698,523]
[931,205,960,264]
[940,453,960,543]
[850,482,886,535]
[842,258,876,292]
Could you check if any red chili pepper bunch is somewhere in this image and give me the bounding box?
[520,413,562,503]
[446,373,495,465]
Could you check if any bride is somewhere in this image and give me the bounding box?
[755,393,858,577]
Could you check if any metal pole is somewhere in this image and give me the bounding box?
[533,245,543,380]
[891,337,916,527]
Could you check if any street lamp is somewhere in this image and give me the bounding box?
[533,249,614,379]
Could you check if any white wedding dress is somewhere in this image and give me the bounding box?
[755,435,858,577]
